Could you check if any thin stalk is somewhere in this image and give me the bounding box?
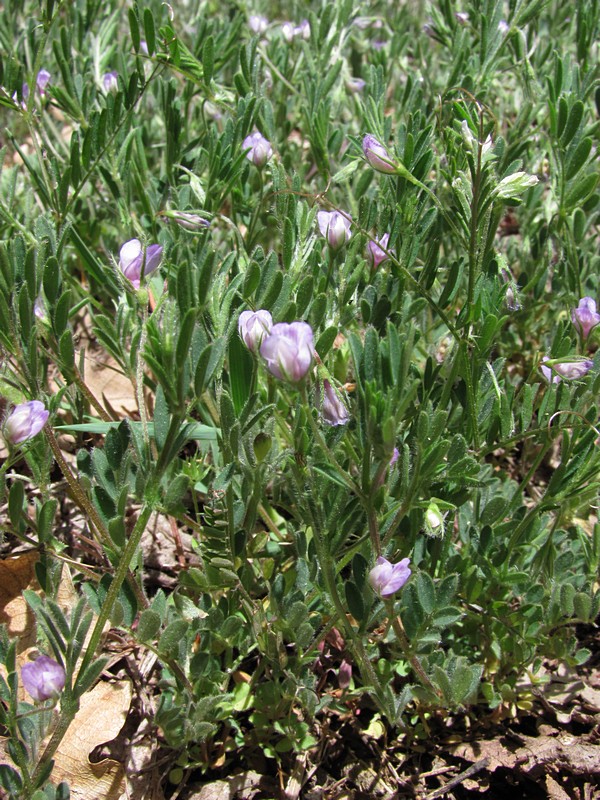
[300,386,362,498]
[389,611,441,698]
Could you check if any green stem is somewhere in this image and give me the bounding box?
[300,386,362,498]
[389,611,441,697]
[75,503,154,686]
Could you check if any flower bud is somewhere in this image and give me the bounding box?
[541,358,594,383]
[368,556,411,598]
[493,172,539,199]
[36,69,51,96]
[4,401,49,445]
[424,503,444,537]
[572,297,600,340]
[166,210,211,231]
[242,132,273,168]
[362,134,398,174]
[317,211,352,251]
[322,380,349,426]
[253,432,272,462]
[295,19,310,39]
[118,238,163,289]
[280,21,294,41]
[102,71,119,93]
[34,295,47,320]
[238,309,273,353]
[346,77,366,93]
[367,233,392,269]
[249,14,269,34]
[260,321,314,383]
[21,655,65,702]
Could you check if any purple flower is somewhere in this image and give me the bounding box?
[541,358,594,383]
[249,14,269,33]
[317,211,352,251]
[242,132,273,168]
[455,11,469,24]
[572,297,600,340]
[119,238,163,289]
[238,309,273,353]
[367,233,392,269]
[102,71,119,93]
[322,380,349,426]
[368,556,411,598]
[389,447,399,467]
[4,401,49,445]
[36,69,51,96]
[346,77,366,93]
[21,656,65,702]
[362,135,398,174]
[260,321,314,382]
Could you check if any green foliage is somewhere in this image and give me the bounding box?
[0,0,599,794]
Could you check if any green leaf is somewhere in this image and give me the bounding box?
[143,8,156,55]
[565,137,592,181]
[129,8,141,51]
[559,100,584,147]
[228,333,254,416]
[159,619,189,653]
[415,572,435,615]
[8,481,24,530]
[137,609,162,641]
[345,581,365,621]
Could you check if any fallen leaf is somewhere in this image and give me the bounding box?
[51,680,132,800]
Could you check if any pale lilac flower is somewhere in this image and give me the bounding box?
[260,321,314,382]
[362,135,398,174]
[281,21,296,42]
[389,447,399,467]
[102,71,119,93]
[295,19,310,39]
[322,380,349,426]
[367,233,392,269]
[498,20,509,34]
[34,295,46,320]
[368,556,411,598]
[242,132,273,168]
[238,309,273,353]
[541,358,594,383]
[119,238,163,289]
[572,297,600,340]
[249,14,269,34]
[455,12,469,24]
[21,656,65,702]
[317,210,352,251]
[36,69,51,96]
[4,401,49,445]
[346,77,366,93]
[140,40,149,55]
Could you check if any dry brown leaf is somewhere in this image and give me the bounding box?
[187,771,277,800]
[450,732,600,778]
[78,348,137,418]
[51,680,132,800]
